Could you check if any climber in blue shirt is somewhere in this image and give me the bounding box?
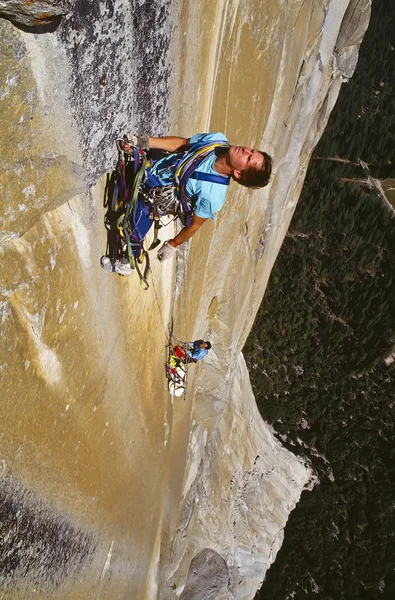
[101,132,273,277]
[172,340,212,364]
[186,340,212,362]
[120,132,273,261]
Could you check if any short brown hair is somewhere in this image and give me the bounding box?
[236,151,272,189]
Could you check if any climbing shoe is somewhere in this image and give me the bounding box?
[100,256,133,276]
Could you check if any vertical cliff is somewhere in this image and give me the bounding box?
[0,1,370,598]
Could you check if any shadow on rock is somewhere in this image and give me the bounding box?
[0,475,97,591]
[180,549,229,600]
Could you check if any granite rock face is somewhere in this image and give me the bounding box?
[0,476,96,589]
[0,21,85,246]
[0,1,371,598]
[0,0,74,28]
[179,549,229,600]
[336,0,372,78]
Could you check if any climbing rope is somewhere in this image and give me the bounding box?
[149,266,167,339]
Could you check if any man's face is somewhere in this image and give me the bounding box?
[228,146,264,174]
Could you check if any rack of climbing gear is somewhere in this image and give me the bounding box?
[165,322,188,398]
[103,141,151,289]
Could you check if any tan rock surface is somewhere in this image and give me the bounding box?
[0,1,370,598]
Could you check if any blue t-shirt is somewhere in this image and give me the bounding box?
[148,132,230,221]
[186,342,208,361]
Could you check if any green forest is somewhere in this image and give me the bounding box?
[247,0,395,598]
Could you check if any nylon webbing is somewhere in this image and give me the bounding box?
[190,171,230,185]
[175,140,230,226]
